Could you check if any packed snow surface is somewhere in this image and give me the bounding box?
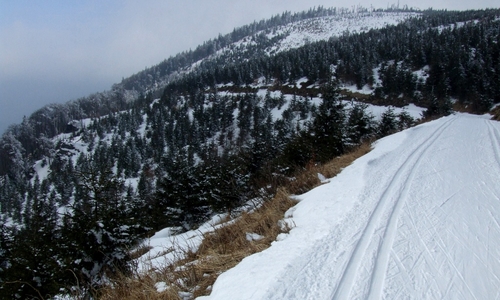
[199,113,500,300]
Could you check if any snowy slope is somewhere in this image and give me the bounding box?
[191,12,418,70]
[264,12,419,55]
[199,113,500,300]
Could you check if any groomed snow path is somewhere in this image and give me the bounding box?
[199,114,500,300]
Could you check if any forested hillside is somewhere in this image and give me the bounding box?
[0,7,499,299]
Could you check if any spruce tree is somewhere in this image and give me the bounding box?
[156,150,210,230]
[378,107,398,137]
[60,160,141,291]
[311,81,347,162]
[346,102,375,145]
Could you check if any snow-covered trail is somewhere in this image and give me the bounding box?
[199,114,500,300]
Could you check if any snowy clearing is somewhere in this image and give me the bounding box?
[199,113,500,300]
[265,12,419,55]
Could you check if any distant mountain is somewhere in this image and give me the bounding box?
[0,7,499,299]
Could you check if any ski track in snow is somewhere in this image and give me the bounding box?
[333,117,456,299]
[199,114,500,300]
[487,120,500,166]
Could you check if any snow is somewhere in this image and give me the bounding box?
[155,281,168,293]
[294,77,309,88]
[137,214,230,272]
[137,113,148,137]
[246,232,264,242]
[266,12,420,55]
[413,65,430,82]
[32,159,50,182]
[341,83,373,95]
[343,101,425,121]
[437,20,479,33]
[199,113,500,300]
[190,12,419,75]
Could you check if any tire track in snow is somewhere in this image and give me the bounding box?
[332,116,456,300]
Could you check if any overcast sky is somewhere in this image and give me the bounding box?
[0,0,497,134]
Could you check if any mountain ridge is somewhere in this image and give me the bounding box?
[1,7,500,299]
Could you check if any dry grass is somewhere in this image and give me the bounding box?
[451,101,500,121]
[189,188,296,298]
[97,142,372,300]
[490,105,500,121]
[286,141,372,195]
[452,101,476,114]
[339,89,372,101]
[98,273,180,300]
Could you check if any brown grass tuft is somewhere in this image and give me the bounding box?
[452,102,476,114]
[286,141,372,195]
[98,272,180,300]
[490,105,500,121]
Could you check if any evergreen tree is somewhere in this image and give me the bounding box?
[346,102,376,145]
[200,155,250,214]
[0,221,15,298]
[311,81,347,162]
[60,160,142,291]
[398,109,416,130]
[423,95,453,118]
[2,178,63,299]
[279,130,315,171]
[378,107,399,137]
[156,151,210,230]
